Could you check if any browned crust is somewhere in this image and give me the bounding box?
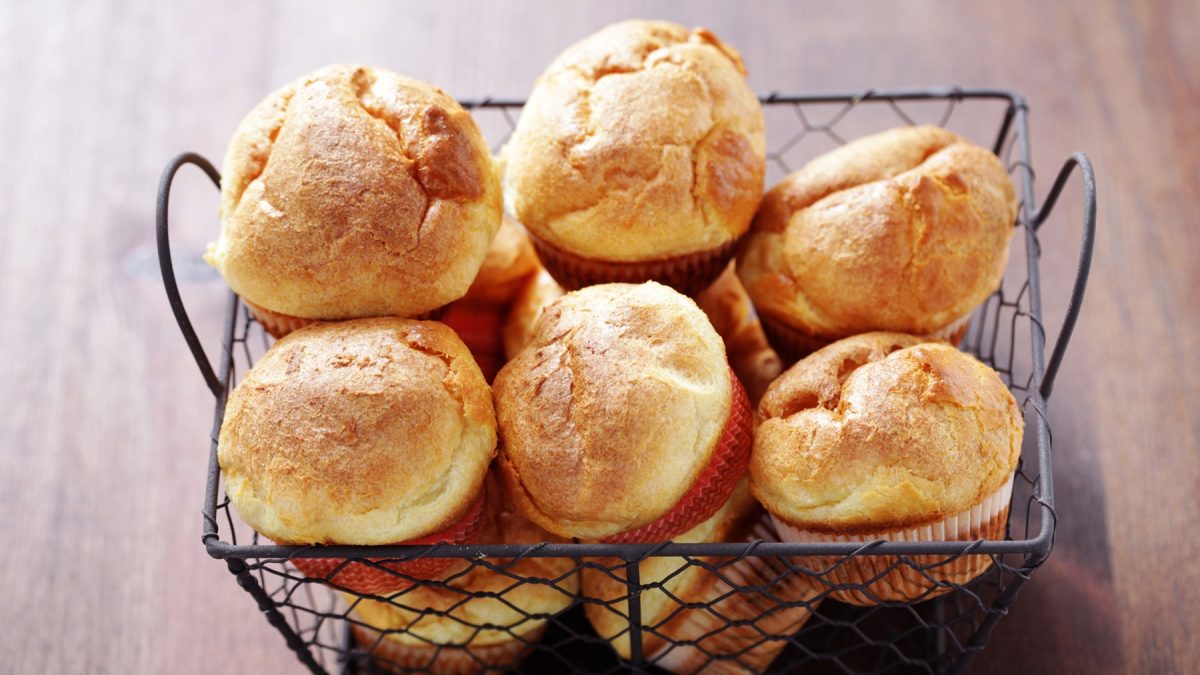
[751,333,1023,533]
[736,125,1016,340]
[502,20,765,262]
[218,318,497,545]
[208,64,502,319]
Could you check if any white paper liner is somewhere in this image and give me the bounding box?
[771,472,1015,606]
[925,311,973,345]
[649,515,822,674]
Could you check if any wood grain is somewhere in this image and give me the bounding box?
[1,0,1195,672]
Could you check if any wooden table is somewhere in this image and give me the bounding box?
[2,1,1195,672]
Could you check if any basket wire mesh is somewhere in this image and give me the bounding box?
[157,87,1096,675]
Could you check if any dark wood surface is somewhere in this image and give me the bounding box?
[2,1,1196,672]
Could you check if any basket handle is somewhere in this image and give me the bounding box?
[157,152,224,398]
[1034,152,1096,400]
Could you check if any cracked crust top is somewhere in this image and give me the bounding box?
[218,318,497,545]
[750,333,1023,533]
[500,20,765,261]
[736,126,1017,339]
[206,64,502,319]
[492,282,732,540]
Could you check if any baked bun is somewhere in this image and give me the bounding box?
[695,264,782,404]
[737,126,1016,358]
[207,64,502,322]
[501,268,564,360]
[218,318,496,546]
[502,21,765,292]
[751,332,1023,533]
[460,213,540,307]
[493,282,749,541]
[349,473,578,673]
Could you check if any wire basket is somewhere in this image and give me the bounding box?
[157,87,1096,674]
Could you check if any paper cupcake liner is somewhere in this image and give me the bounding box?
[529,233,739,296]
[245,301,449,340]
[604,370,752,544]
[441,301,507,383]
[288,489,487,596]
[352,623,545,675]
[291,555,473,598]
[416,305,450,321]
[760,311,974,366]
[649,515,822,674]
[244,300,317,339]
[757,314,833,365]
[771,473,1014,606]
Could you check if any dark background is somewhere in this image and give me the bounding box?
[1,1,1196,672]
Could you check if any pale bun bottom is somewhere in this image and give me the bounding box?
[648,515,821,674]
[352,623,544,675]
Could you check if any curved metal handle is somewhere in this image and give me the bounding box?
[1034,152,1096,400]
[157,152,224,397]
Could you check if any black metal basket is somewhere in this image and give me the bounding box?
[158,87,1096,674]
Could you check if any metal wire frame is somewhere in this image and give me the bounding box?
[158,87,1096,674]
